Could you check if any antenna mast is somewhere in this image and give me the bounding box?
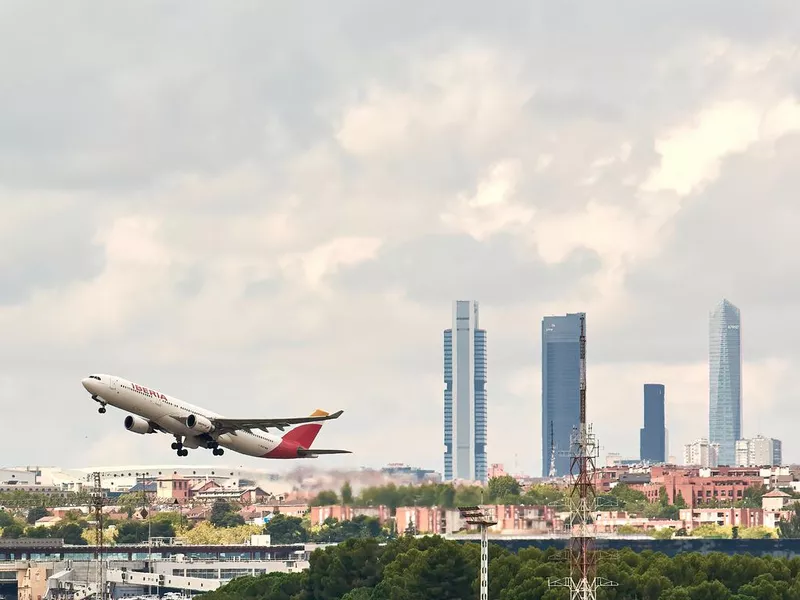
[549,314,617,600]
[548,420,557,478]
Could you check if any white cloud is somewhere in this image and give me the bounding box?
[2,4,800,474]
[336,46,532,156]
[278,236,384,290]
[440,160,533,241]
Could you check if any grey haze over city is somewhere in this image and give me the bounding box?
[1,1,798,474]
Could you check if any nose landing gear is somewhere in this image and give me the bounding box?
[92,395,107,414]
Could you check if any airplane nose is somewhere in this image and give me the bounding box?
[82,378,94,393]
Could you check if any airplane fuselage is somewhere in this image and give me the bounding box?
[82,374,297,459]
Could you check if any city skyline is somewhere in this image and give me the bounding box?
[709,299,743,466]
[443,300,488,482]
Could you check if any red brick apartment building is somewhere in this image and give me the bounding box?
[625,466,763,508]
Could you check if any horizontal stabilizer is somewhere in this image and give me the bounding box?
[297,448,352,457]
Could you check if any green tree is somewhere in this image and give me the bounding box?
[52,522,88,545]
[739,484,767,508]
[778,503,800,538]
[341,482,354,505]
[311,490,339,507]
[0,510,14,528]
[341,589,373,600]
[193,533,800,600]
[487,476,521,503]
[263,514,308,544]
[209,500,245,528]
[522,484,565,506]
[26,506,49,525]
[610,484,650,514]
[1,523,23,538]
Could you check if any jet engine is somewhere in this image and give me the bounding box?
[124,415,154,435]
[186,413,214,433]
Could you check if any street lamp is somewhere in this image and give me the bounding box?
[458,506,497,600]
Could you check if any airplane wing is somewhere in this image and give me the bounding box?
[297,448,352,457]
[211,409,344,433]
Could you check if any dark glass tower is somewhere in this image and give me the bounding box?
[541,313,583,477]
[640,384,666,463]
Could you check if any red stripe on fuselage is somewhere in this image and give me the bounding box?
[263,438,300,459]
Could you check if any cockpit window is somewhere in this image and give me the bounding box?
[88,375,102,381]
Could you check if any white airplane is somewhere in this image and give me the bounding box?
[81,374,350,459]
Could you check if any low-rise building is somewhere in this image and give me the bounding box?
[309,505,391,526]
[394,506,463,535]
[762,489,792,512]
[194,486,269,505]
[156,475,191,504]
[679,507,764,530]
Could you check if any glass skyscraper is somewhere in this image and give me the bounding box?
[709,299,742,466]
[640,383,666,463]
[541,313,583,477]
[444,300,487,482]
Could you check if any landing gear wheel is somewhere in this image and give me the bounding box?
[171,442,180,450]
[213,448,224,456]
[98,407,106,414]
[177,449,188,457]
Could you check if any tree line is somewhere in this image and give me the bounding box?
[0,499,254,545]
[198,535,800,600]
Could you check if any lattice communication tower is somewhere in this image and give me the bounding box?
[548,314,617,600]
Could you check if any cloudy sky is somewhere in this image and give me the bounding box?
[1,1,799,476]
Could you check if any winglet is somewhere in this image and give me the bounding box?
[310,409,344,420]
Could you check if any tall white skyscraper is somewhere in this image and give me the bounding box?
[443,300,487,482]
[709,299,742,466]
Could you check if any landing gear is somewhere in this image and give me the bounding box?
[212,448,224,456]
[172,437,187,456]
[92,395,107,414]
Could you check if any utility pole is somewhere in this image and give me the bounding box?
[138,474,155,596]
[458,506,497,600]
[548,314,617,600]
[89,472,106,600]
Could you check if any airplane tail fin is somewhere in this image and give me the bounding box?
[281,409,328,449]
